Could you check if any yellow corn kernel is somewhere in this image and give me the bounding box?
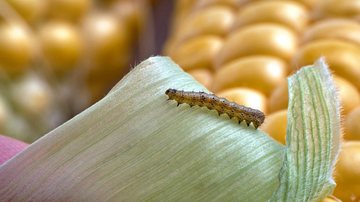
[171,6,234,47]
[83,13,131,69]
[293,39,360,91]
[194,0,245,9]
[0,23,35,75]
[260,109,287,144]
[168,35,223,71]
[45,0,90,22]
[297,0,318,8]
[302,19,360,45]
[344,106,360,141]
[213,56,289,96]
[268,80,288,113]
[39,21,83,73]
[314,0,360,19]
[215,23,298,67]
[4,0,45,24]
[187,68,213,90]
[216,87,267,114]
[234,1,309,32]
[334,76,360,115]
[334,141,360,202]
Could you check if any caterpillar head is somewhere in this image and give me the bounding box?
[165,88,177,97]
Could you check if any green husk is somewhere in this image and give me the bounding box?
[270,58,341,201]
[0,57,340,201]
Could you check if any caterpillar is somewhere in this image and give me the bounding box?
[165,89,265,129]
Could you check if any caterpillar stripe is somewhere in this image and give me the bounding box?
[165,89,265,129]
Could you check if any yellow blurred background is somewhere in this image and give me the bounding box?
[0,0,158,141]
[1,0,360,201]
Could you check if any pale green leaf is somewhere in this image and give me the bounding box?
[270,58,341,201]
[0,57,284,201]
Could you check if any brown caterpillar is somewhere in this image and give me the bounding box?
[165,89,265,129]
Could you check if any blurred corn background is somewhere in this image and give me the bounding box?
[0,0,153,141]
[0,0,360,201]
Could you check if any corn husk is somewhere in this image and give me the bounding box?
[0,57,340,201]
